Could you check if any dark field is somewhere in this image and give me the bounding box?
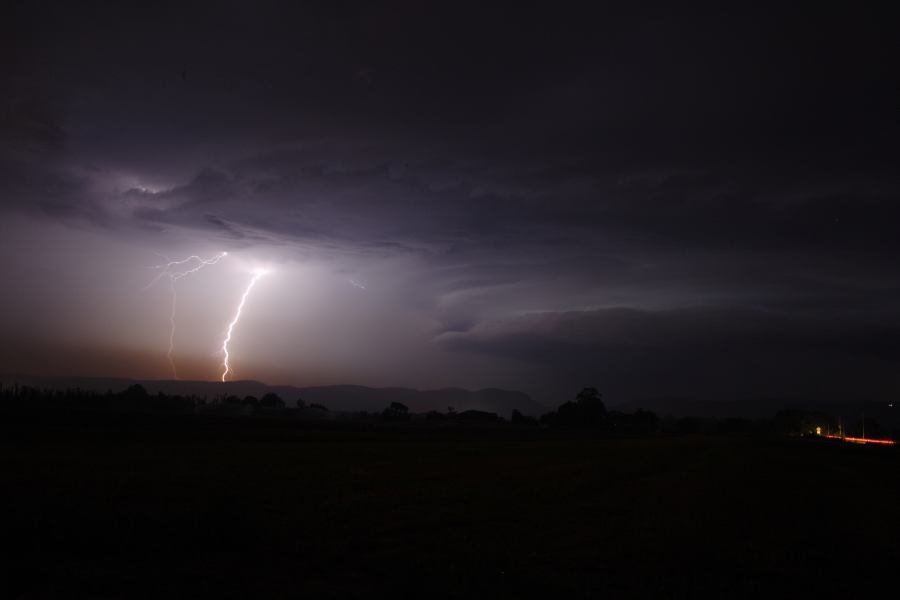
[2,418,898,598]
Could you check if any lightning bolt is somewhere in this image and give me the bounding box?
[145,252,228,290]
[145,252,228,378]
[220,270,267,382]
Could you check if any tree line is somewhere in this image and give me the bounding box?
[4,381,891,438]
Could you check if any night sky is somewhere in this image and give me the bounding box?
[2,2,898,406]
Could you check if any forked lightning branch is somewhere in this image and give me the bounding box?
[145,252,268,382]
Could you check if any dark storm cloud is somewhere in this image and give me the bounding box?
[436,306,900,402]
[3,1,899,402]
[437,307,900,363]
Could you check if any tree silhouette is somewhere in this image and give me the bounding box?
[511,409,537,425]
[382,401,410,421]
[542,387,609,428]
[576,387,604,409]
[260,393,284,409]
[119,384,149,399]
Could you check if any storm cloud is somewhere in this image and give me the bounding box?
[2,1,898,406]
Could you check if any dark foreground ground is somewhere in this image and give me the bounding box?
[2,415,898,599]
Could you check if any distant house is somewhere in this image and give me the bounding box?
[774,409,835,436]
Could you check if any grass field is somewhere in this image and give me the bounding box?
[2,418,898,598]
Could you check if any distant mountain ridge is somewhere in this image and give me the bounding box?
[0,374,546,417]
[616,396,900,429]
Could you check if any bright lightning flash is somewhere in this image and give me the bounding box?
[220,269,268,382]
[145,252,228,378]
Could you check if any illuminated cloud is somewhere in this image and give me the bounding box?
[1,3,897,405]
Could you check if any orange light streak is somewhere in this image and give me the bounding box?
[823,434,895,445]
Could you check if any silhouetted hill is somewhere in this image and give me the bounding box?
[616,396,900,430]
[0,374,545,416]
